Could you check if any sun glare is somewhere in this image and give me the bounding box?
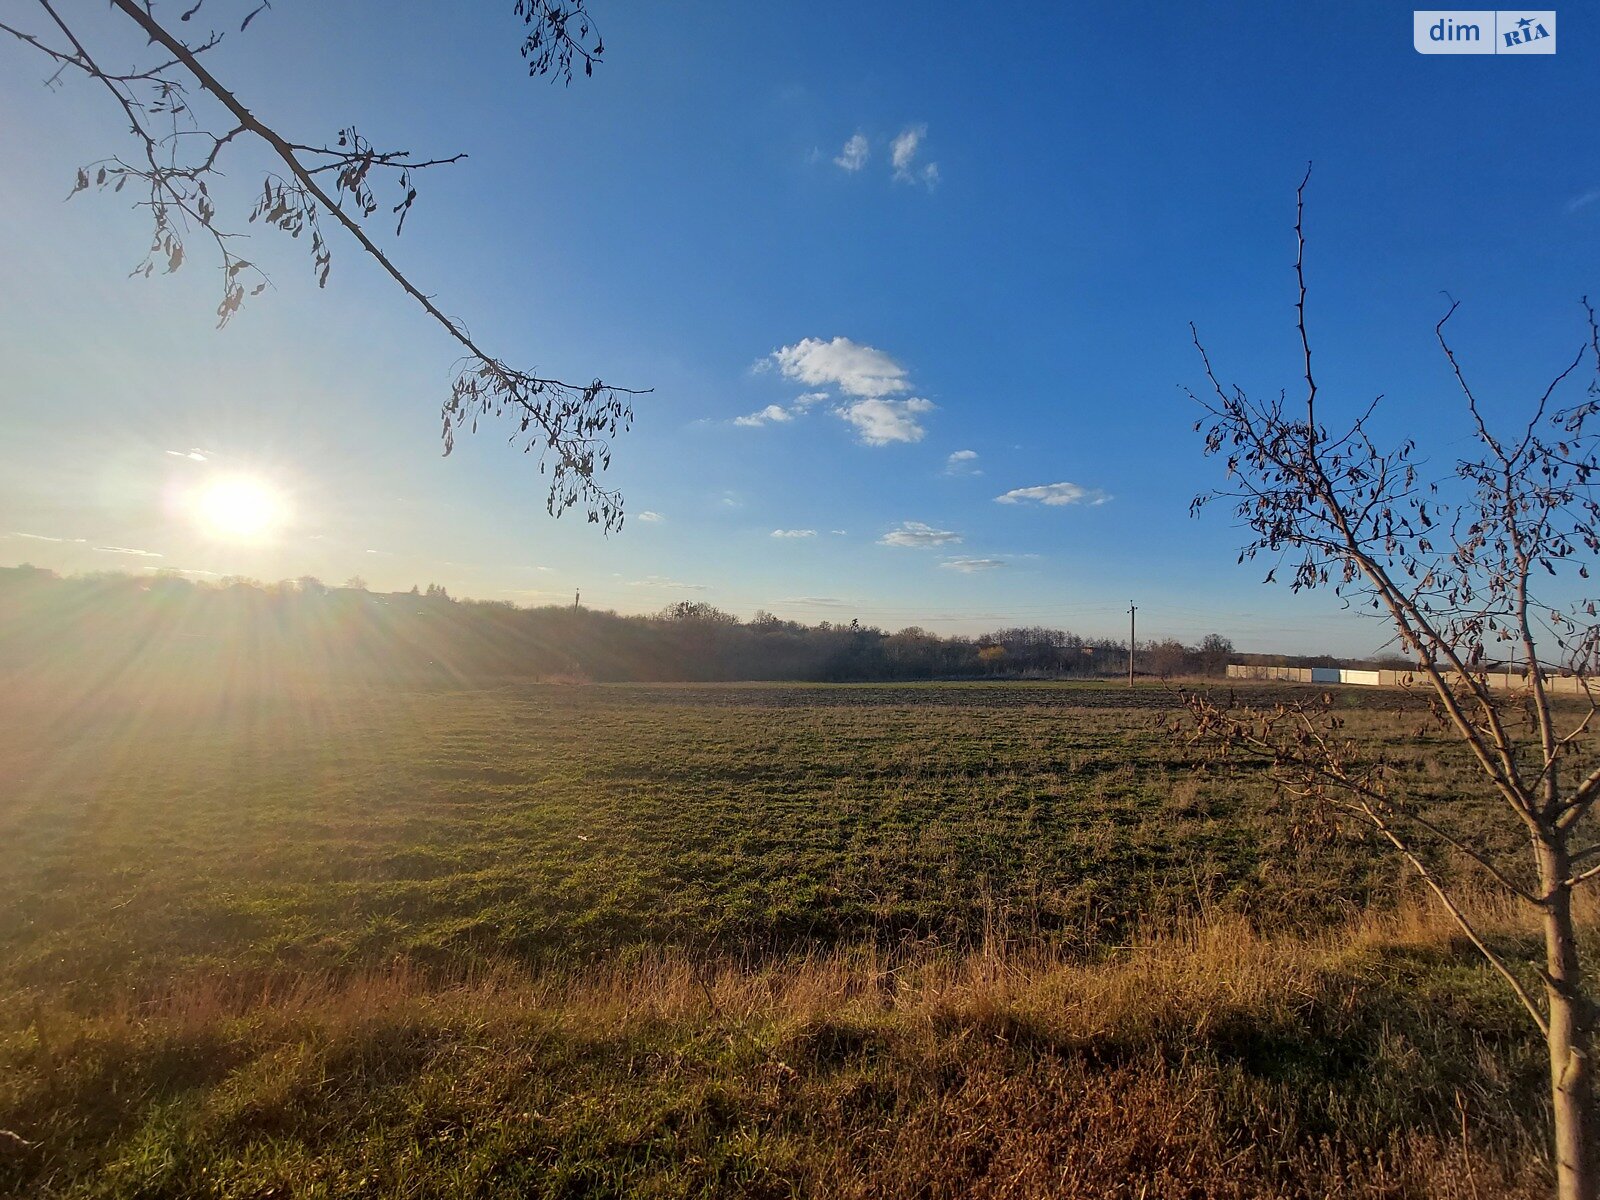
[194,475,285,541]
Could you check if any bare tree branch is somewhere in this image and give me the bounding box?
[5,0,642,531]
[1184,170,1600,1198]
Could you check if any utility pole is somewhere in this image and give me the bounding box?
[1128,603,1137,688]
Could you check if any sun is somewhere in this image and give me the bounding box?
[193,475,285,541]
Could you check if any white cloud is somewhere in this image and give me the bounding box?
[779,596,848,607]
[734,395,828,427]
[165,448,208,462]
[770,337,910,399]
[941,557,1005,573]
[891,124,939,187]
[879,521,961,548]
[767,338,940,445]
[830,529,847,536]
[8,532,85,543]
[94,544,162,558]
[838,396,935,445]
[890,125,923,174]
[994,482,1110,507]
[771,529,817,539]
[834,132,869,172]
[733,404,795,428]
[636,510,665,522]
[944,449,981,475]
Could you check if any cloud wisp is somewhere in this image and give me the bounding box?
[733,404,795,427]
[1567,188,1600,214]
[834,132,869,172]
[8,531,87,543]
[94,544,163,558]
[891,124,939,188]
[771,529,817,538]
[636,511,665,523]
[627,575,708,592]
[826,128,937,187]
[731,392,829,429]
[995,482,1110,507]
[941,556,1005,572]
[944,449,981,475]
[879,521,962,548]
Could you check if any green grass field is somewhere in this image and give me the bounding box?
[0,680,1584,1197]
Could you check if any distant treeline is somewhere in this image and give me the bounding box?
[0,564,1299,685]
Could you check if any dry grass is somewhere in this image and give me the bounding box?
[2,891,1580,1198]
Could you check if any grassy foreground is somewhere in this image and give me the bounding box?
[0,679,1589,1196]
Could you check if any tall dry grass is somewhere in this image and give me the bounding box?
[2,889,1582,1198]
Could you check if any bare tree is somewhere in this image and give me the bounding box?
[1,0,641,529]
[1144,638,1191,679]
[1178,169,1600,1200]
[1197,632,1234,677]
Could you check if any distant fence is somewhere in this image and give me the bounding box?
[1226,663,1591,694]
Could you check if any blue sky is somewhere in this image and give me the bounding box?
[2,2,1597,654]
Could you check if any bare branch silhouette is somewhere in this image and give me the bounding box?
[1179,169,1600,1199]
[5,0,642,531]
